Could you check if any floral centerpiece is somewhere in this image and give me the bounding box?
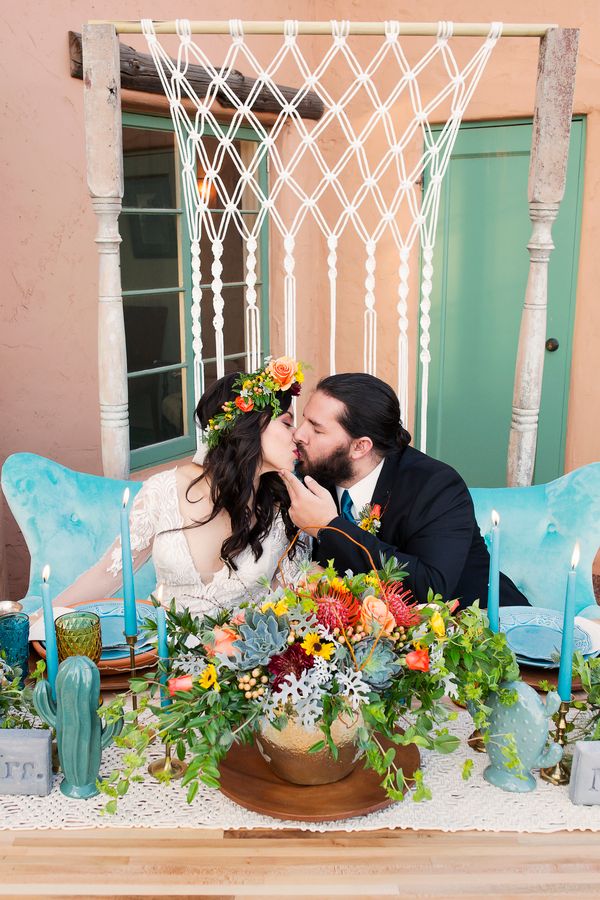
[100,549,518,811]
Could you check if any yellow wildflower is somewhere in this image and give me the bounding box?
[261,599,289,616]
[364,574,379,588]
[430,610,446,639]
[301,633,334,660]
[199,663,220,692]
[360,518,370,529]
[295,365,304,383]
[329,577,346,592]
[243,380,253,390]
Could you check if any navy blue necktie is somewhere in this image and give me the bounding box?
[340,489,355,523]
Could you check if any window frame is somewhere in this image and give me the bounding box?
[121,111,270,471]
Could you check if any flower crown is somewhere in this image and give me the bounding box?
[205,356,304,449]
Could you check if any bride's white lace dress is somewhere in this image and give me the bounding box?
[104,469,309,616]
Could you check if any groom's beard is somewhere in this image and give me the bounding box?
[295,443,354,485]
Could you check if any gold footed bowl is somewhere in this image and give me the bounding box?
[255,712,363,785]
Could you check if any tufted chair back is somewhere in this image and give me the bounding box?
[2,453,599,617]
[1,453,156,613]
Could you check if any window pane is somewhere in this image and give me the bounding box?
[202,355,247,389]
[120,213,180,291]
[123,127,176,208]
[128,369,186,449]
[201,285,262,360]
[124,293,184,373]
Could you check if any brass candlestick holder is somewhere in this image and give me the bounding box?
[540,699,570,785]
[148,742,187,780]
[126,634,138,711]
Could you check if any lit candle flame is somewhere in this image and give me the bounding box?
[491,509,500,527]
[122,487,130,508]
[42,564,51,583]
[571,541,580,570]
[156,584,164,605]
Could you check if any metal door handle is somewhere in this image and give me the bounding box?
[545,337,559,352]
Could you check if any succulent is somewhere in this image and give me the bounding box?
[352,637,402,689]
[233,608,289,668]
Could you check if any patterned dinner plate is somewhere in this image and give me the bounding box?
[499,606,597,666]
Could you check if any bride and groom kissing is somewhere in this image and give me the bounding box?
[55,357,528,614]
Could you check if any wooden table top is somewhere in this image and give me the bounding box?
[1,826,599,898]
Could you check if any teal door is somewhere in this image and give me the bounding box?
[421,118,584,487]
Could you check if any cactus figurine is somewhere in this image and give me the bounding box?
[33,655,123,799]
[483,681,563,792]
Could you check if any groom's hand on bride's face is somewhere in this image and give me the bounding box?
[279,470,337,538]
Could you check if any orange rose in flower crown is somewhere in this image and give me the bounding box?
[267,356,302,391]
[205,356,304,449]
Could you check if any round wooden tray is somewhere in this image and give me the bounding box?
[518,663,583,693]
[32,598,158,672]
[219,733,420,822]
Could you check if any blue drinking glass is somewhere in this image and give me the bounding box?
[0,613,30,687]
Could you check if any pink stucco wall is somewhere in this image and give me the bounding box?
[2,0,600,599]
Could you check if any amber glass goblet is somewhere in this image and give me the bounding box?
[55,611,102,664]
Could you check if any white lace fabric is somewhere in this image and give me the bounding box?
[103,470,309,615]
[3,711,598,833]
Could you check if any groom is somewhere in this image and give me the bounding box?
[281,372,529,610]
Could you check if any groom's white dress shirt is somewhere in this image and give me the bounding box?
[335,459,385,520]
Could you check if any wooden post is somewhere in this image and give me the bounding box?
[507,28,579,487]
[82,24,129,478]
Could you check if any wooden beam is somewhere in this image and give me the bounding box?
[507,28,579,487]
[70,31,324,121]
[83,24,130,479]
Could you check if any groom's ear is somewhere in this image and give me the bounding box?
[350,436,373,459]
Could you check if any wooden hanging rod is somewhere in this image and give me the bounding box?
[88,21,558,37]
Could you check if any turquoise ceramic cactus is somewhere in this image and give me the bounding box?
[483,681,563,792]
[33,656,123,799]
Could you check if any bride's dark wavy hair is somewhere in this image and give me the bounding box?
[185,372,298,569]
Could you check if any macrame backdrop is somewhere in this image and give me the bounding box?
[141,19,502,450]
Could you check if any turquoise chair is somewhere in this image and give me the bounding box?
[2,452,599,617]
[1,453,156,613]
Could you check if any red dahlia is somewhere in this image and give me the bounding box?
[267,643,314,692]
[315,587,361,631]
[380,581,421,628]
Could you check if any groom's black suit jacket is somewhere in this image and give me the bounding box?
[314,446,528,610]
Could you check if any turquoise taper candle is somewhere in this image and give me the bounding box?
[155,586,170,708]
[41,565,59,700]
[120,488,137,638]
[487,510,500,633]
[557,541,580,702]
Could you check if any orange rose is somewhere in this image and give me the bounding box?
[371,504,382,519]
[167,675,194,696]
[267,356,297,390]
[235,395,254,412]
[360,595,396,635]
[405,648,430,672]
[207,625,239,658]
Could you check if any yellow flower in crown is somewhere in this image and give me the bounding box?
[430,610,446,639]
[301,633,335,660]
[199,663,220,692]
[205,356,304,449]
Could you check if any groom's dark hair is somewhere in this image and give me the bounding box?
[316,373,411,454]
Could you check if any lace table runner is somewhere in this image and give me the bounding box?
[2,711,599,833]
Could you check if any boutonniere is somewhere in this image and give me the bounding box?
[357,502,382,535]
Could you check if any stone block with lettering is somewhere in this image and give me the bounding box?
[568,741,600,806]
[0,728,52,796]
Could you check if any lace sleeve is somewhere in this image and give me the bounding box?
[278,522,313,587]
[53,472,168,606]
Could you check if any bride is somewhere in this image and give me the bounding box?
[54,356,309,615]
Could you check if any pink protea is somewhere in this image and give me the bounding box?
[315,587,361,631]
[380,582,421,628]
